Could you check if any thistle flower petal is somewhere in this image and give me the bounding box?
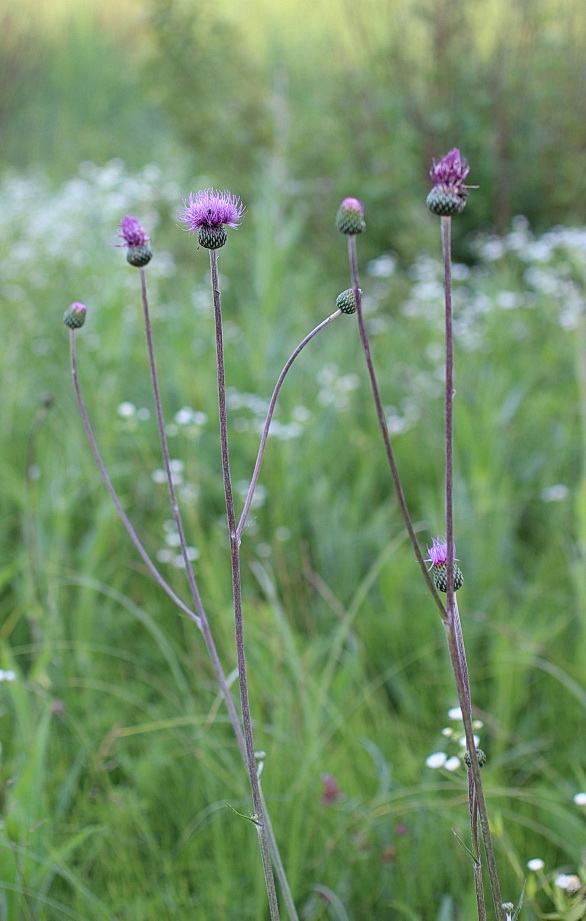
[178,188,246,233]
[116,215,150,248]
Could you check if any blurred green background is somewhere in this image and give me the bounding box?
[1,0,586,919]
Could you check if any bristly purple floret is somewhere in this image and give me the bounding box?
[178,189,246,232]
[429,148,470,187]
[116,215,150,247]
[426,536,459,569]
[341,196,364,213]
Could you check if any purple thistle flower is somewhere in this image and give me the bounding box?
[425,537,464,592]
[429,149,471,188]
[178,189,245,233]
[341,196,363,213]
[426,148,476,216]
[425,537,459,569]
[115,215,150,248]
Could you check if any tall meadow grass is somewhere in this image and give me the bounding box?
[0,155,584,917]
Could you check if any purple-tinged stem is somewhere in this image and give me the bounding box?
[71,273,297,920]
[209,250,281,921]
[237,309,342,540]
[69,330,200,626]
[137,268,248,750]
[439,224,503,921]
[141,264,298,918]
[445,602,502,919]
[442,217,456,611]
[347,235,447,619]
[468,765,487,921]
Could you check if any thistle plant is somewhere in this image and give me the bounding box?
[66,190,361,920]
[62,156,537,921]
[337,151,509,921]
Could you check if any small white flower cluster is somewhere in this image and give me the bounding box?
[0,160,179,298]
[527,858,582,893]
[526,792,586,893]
[425,707,483,773]
[117,401,151,423]
[554,874,582,893]
[0,670,16,682]
[472,216,586,332]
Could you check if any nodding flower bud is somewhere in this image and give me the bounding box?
[336,288,361,315]
[115,215,152,267]
[426,148,475,216]
[336,197,366,235]
[178,188,245,250]
[425,537,464,592]
[464,749,487,768]
[63,302,87,329]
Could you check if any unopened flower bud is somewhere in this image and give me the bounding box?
[63,302,87,329]
[336,197,366,235]
[336,288,361,315]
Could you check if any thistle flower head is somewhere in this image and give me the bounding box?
[426,148,475,216]
[336,197,366,235]
[425,537,464,592]
[178,188,245,250]
[178,188,245,230]
[116,215,150,248]
[63,302,87,329]
[426,537,453,568]
[115,215,152,266]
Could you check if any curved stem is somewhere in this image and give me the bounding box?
[347,235,447,618]
[69,330,200,626]
[209,250,281,921]
[237,309,342,540]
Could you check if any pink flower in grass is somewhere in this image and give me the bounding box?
[178,189,245,232]
[427,148,476,216]
[178,189,245,250]
[116,215,150,248]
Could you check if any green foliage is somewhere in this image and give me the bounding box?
[1,0,586,916]
[0,159,586,918]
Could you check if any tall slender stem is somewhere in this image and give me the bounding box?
[209,250,281,921]
[442,217,456,608]
[347,235,447,618]
[71,274,298,919]
[137,267,246,747]
[439,223,503,920]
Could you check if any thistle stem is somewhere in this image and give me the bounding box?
[237,309,342,540]
[440,220,503,921]
[347,235,447,618]
[69,330,200,625]
[209,250,281,921]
